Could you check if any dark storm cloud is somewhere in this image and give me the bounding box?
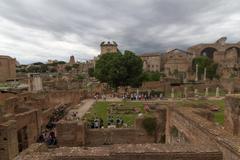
[0,0,239,63]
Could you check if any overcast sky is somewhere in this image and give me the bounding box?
[0,0,240,64]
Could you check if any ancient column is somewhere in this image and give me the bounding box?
[195,64,199,82]
[216,87,220,97]
[203,67,207,81]
[171,88,175,99]
[27,73,31,92]
[205,87,209,97]
[194,89,198,97]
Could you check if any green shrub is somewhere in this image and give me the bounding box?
[142,116,157,135]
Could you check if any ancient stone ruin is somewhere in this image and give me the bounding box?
[0,93,239,160]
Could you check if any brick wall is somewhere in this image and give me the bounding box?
[56,121,155,147]
[14,144,223,160]
[167,106,240,160]
[0,120,18,160]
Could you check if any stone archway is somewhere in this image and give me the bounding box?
[200,47,218,60]
[225,47,240,64]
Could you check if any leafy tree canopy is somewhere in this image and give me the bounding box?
[94,51,143,88]
[192,56,219,80]
[142,71,165,82]
[32,62,44,65]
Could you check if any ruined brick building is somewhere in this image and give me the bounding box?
[0,90,88,160]
[140,52,161,72]
[68,55,76,65]
[0,55,16,82]
[139,37,240,79]
[100,41,119,55]
[188,37,240,78]
[7,94,240,160]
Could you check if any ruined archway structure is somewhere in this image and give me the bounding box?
[188,37,240,77]
[188,37,240,63]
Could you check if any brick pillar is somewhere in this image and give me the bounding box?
[165,106,173,144]
[224,96,240,136]
[0,120,18,160]
[156,108,166,143]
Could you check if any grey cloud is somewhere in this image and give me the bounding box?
[0,0,240,63]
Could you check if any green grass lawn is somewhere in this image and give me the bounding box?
[83,101,152,127]
[211,100,225,125]
[177,99,225,125]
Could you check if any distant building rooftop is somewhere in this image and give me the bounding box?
[139,52,161,57]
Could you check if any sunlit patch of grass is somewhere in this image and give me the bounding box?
[84,101,152,127]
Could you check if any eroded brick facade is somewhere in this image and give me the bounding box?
[0,55,16,82]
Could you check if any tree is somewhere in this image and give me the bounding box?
[39,64,48,73]
[192,56,219,80]
[57,61,66,64]
[32,62,44,65]
[122,50,143,87]
[77,74,85,81]
[72,63,79,69]
[142,71,164,82]
[94,51,143,88]
[27,65,40,73]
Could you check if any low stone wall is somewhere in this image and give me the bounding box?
[167,106,240,160]
[56,121,85,147]
[56,121,155,147]
[85,128,154,146]
[47,90,87,106]
[142,81,170,91]
[14,143,223,160]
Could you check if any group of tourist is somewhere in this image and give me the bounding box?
[88,117,104,128]
[37,105,67,146]
[94,94,107,101]
[111,116,124,127]
[46,106,66,130]
[70,111,80,120]
[88,115,124,128]
[37,130,57,145]
[122,93,153,101]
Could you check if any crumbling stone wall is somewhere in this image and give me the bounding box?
[15,109,40,145]
[0,120,18,160]
[47,90,86,106]
[85,128,154,146]
[0,90,87,160]
[14,143,223,160]
[139,53,161,72]
[163,49,192,76]
[100,41,118,55]
[56,120,155,147]
[167,106,240,160]
[224,96,240,136]
[0,55,16,82]
[56,121,85,147]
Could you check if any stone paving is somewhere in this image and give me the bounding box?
[66,99,95,120]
